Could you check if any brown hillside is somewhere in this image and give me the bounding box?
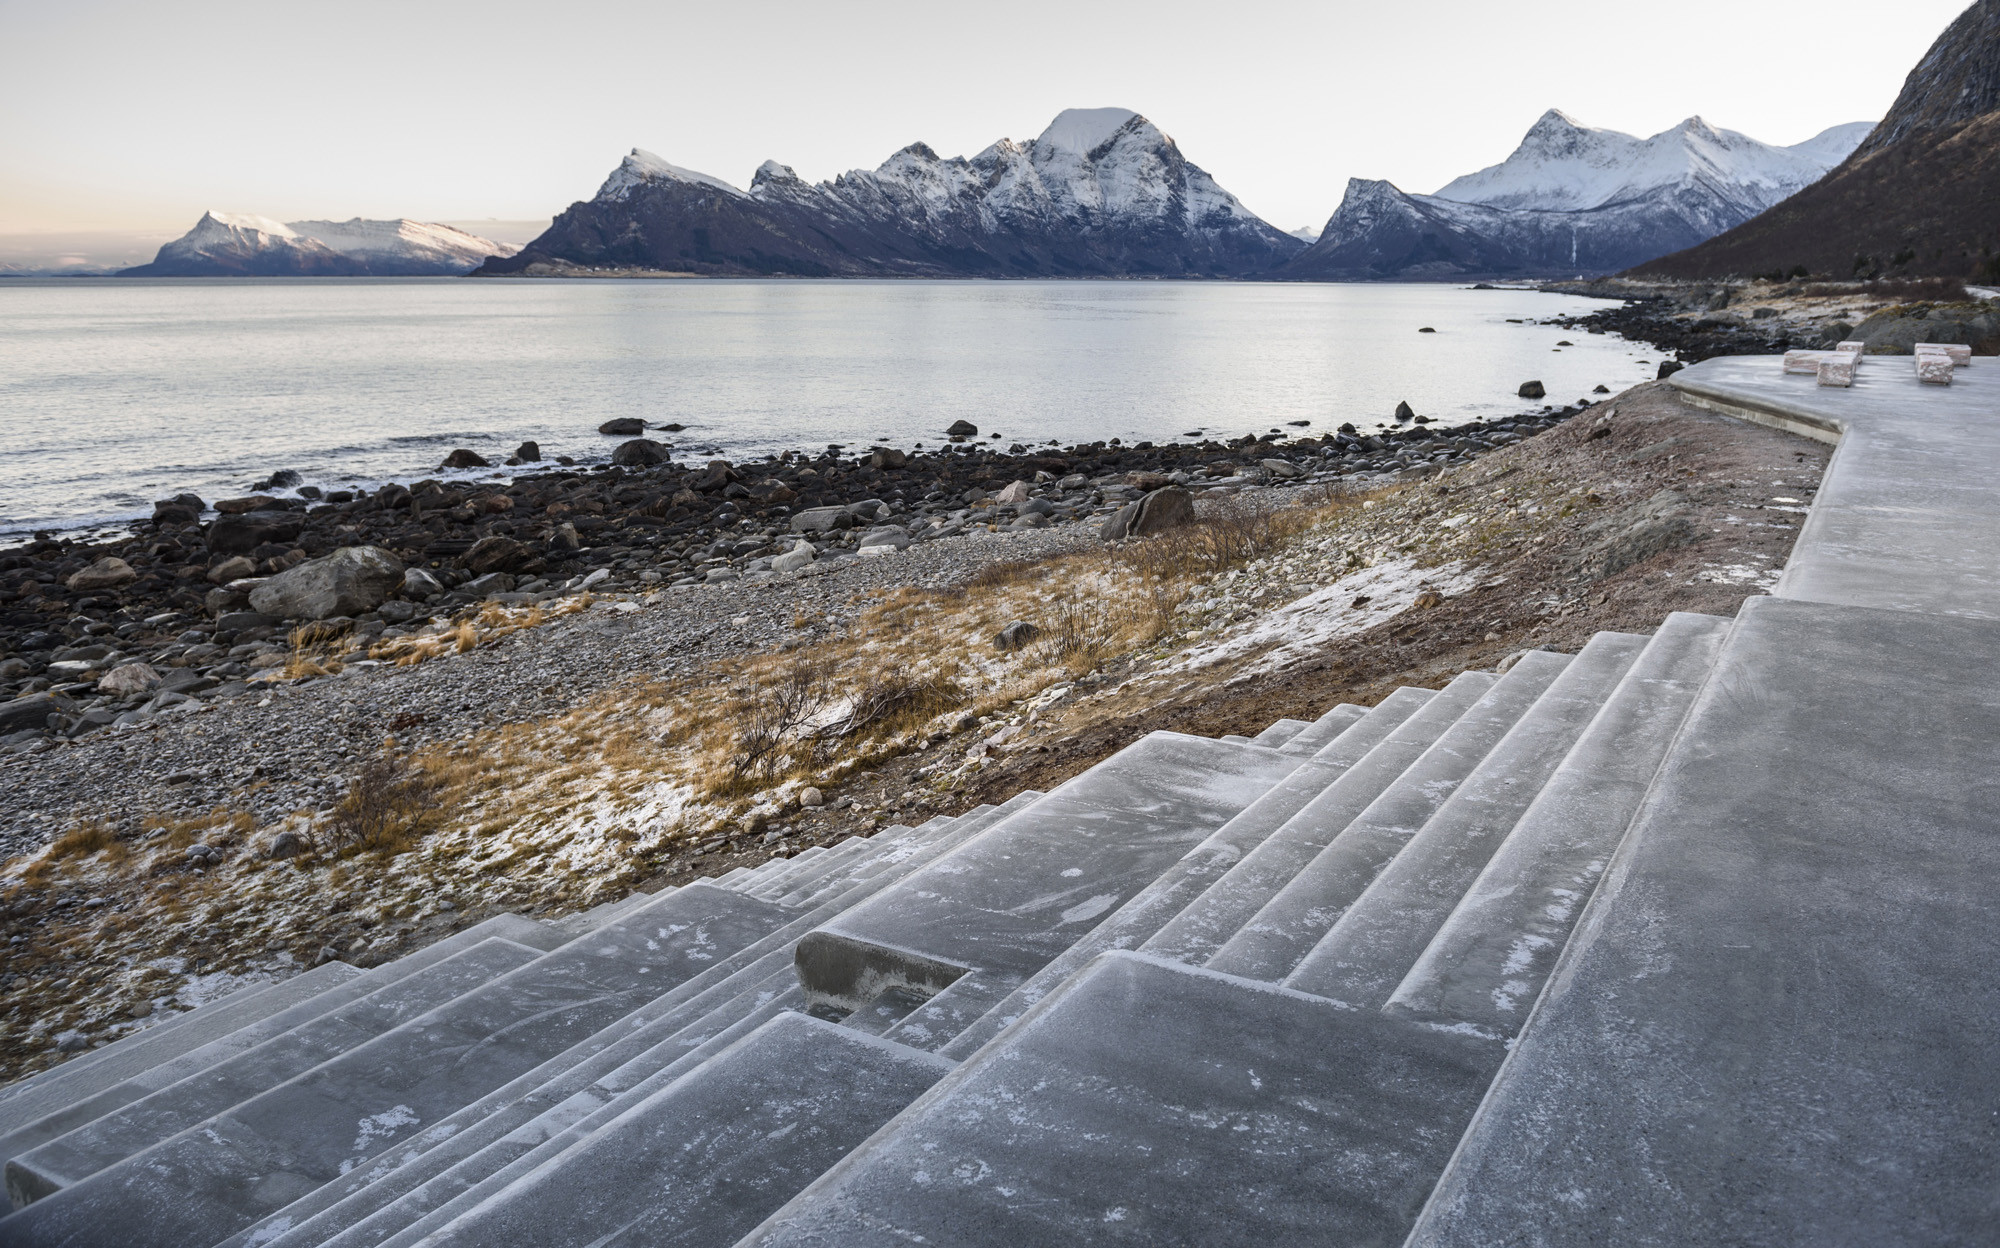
[1635,0,2000,281]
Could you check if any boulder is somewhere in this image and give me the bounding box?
[868,448,909,469]
[1102,486,1198,540]
[465,572,516,596]
[98,663,163,697]
[513,440,542,462]
[206,511,305,556]
[611,438,672,467]
[1395,400,1416,422]
[1518,380,1546,399]
[791,506,856,534]
[458,535,533,574]
[772,541,817,574]
[214,610,274,632]
[858,527,912,551]
[0,693,73,735]
[213,495,282,515]
[994,620,1042,652]
[151,499,201,525]
[441,448,490,469]
[1657,361,1685,380]
[206,556,257,584]
[1260,459,1304,479]
[402,567,445,598]
[66,557,137,592]
[265,828,311,860]
[248,546,404,621]
[994,481,1033,504]
[1127,472,1172,493]
[599,418,646,436]
[1572,489,1697,579]
[946,420,979,437]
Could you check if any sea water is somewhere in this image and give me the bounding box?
[0,278,1655,536]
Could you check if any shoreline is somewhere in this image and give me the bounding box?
[0,403,1586,754]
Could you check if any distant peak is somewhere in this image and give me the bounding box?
[751,159,801,188]
[199,211,297,237]
[597,149,745,201]
[1532,108,1586,131]
[1035,107,1142,156]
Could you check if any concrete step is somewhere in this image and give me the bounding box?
[311,975,813,1248]
[769,824,932,907]
[221,799,1032,1248]
[1250,717,1311,747]
[1278,702,1369,755]
[893,690,1435,1057]
[1140,676,1493,969]
[1206,650,1574,982]
[1218,734,1253,745]
[745,844,829,898]
[781,800,1028,913]
[1284,631,1649,1006]
[793,732,1305,1017]
[4,937,547,1207]
[747,823,923,902]
[0,914,566,1172]
[1407,598,2000,1246]
[1386,612,1730,1037]
[0,885,798,1248]
[547,888,657,937]
[741,953,1503,1248]
[410,1014,950,1248]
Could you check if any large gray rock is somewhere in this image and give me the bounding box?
[65,558,138,592]
[1100,486,1196,540]
[611,438,672,467]
[205,512,304,556]
[0,692,74,734]
[790,507,854,534]
[247,546,403,621]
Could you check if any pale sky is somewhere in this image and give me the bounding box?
[0,0,1969,245]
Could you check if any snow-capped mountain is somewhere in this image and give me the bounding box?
[481,109,1303,278]
[123,213,515,276]
[1277,111,1871,281]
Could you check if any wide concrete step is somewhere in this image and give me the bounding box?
[1250,718,1311,747]
[778,821,962,910]
[741,953,1503,1248]
[895,690,1432,1057]
[1140,676,1491,969]
[0,914,567,1176]
[793,732,1306,1019]
[223,797,1036,1248]
[1206,649,1574,982]
[412,1014,950,1248]
[1278,701,1368,755]
[744,844,830,898]
[548,888,658,937]
[1284,632,1649,1005]
[748,823,924,903]
[1407,597,2000,1246]
[3,938,546,1210]
[1386,612,1730,1037]
[0,884,798,1248]
[312,974,812,1248]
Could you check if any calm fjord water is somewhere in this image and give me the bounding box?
[0,279,1651,536]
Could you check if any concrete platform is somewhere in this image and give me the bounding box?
[1670,355,2000,620]
[1410,596,2000,1245]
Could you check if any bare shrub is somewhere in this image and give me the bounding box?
[1037,597,1117,670]
[969,560,1037,589]
[727,657,835,788]
[325,755,443,855]
[839,667,968,738]
[46,822,114,861]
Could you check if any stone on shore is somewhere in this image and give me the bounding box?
[441,449,490,469]
[611,439,672,467]
[402,568,445,598]
[513,441,542,462]
[65,557,137,592]
[771,542,817,574]
[598,418,646,436]
[458,536,533,575]
[97,663,163,697]
[994,620,1042,652]
[206,556,257,584]
[1102,486,1197,540]
[1518,380,1546,399]
[791,507,855,534]
[946,420,979,437]
[248,546,404,621]
[994,481,1032,504]
[1260,459,1304,479]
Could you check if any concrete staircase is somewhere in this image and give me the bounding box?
[2,354,1995,1245]
[0,608,1732,1248]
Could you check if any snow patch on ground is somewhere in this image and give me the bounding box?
[1162,557,1478,683]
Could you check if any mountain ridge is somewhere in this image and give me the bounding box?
[478,109,1305,279]
[122,213,515,277]
[1633,0,2000,281]
[1274,112,1870,281]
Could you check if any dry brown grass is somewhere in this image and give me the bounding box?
[369,596,592,668]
